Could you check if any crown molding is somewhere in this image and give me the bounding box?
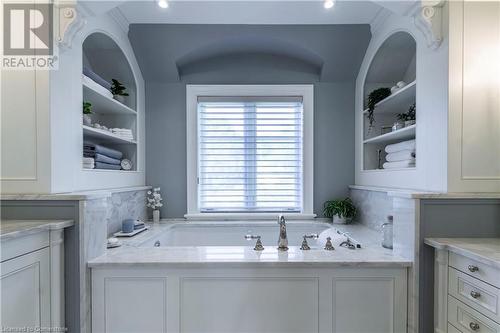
[370,7,392,36]
[108,7,130,35]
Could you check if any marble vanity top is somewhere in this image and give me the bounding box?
[0,186,151,201]
[88,222,411,268]
[1,219,74,241]
[425,238,500,269]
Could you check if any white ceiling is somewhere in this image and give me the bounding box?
[112,0,385,25]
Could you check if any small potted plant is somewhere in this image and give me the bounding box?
[396,103,416,128]
[405,103,416,127]
[146,187,163,223]
[83,101,92,126]
[110,79,129,103]
[323,197,357,224]
[366,87,391,130]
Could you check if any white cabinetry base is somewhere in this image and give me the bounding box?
[92,267,408,333]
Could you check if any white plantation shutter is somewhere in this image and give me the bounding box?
[198,97,303,213]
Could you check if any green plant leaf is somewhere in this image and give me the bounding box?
[323,197,357,219]
[366,88,391,127]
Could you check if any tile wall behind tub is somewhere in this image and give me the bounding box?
[106,189,148,235]
[349,188,393,230]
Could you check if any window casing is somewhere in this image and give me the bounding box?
[186,85,314,219]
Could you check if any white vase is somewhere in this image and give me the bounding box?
[332,215,347,224]
[113,95,126,104]
[83,114,92,126]
[392,122,404,131]
[153,210,160,223]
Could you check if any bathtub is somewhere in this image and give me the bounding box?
[140,221,335,248]
[91,221,411,333]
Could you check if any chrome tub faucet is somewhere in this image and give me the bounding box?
[277,214,288,251]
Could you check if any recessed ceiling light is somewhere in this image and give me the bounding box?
[324,0,334,9]
[157,0,168,9]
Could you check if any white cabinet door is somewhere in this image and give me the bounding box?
[92,275,169,333]
[332,269,407,333]
[1,248,51,330]
[448,0,500,191]
[180,277,319,333]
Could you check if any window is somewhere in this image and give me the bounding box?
[186,85,314,219]
[198,98,303,212]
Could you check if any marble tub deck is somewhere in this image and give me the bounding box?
[88,221,412,268]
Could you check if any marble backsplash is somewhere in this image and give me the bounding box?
[106,189,148,235]
[349,188,394,231]
[80,187,149,331]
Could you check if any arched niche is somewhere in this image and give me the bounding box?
[82,32,137,110]
[175,36,324,81]
[81,32,138,172]
[364,31,416,107]
[362,31,417,171]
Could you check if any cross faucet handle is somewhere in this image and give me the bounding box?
[324,237,335,251]
[304,233,319,239]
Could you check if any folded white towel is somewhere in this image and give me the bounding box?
[83,157,95,163]
[383,159,415,169]
[115,135,134,140]
[111,128,133,133]
[386,150,416,162]
[385,139,416,153]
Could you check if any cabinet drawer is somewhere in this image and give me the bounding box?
[448,296,500,333]
[1,232,49,262]
[449,323,465,333]
[449,267,500,322]
[450,253,500,288]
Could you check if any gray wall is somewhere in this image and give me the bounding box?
[146,81,355,218]
[131,24,369,218]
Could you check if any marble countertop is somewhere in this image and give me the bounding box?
[88,222,412,268]
[349,185,500,199]
[1,219,74,241]
[0,186,152,201]
[425,238,500,269]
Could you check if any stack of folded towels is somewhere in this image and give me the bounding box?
[134,220,145,230]
[82,157,95,169]
[383,139,416,169]
[82,66,113,98]
[83,142,123,170]
[111,128,134,141]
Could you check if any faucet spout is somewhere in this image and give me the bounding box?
[277,214,288,251]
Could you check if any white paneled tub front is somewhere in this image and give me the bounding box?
[90,221,410,333]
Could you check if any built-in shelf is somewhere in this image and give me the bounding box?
[363,81,416,115]
[82,169,138,173]
[83,125,136,144]
[83,81,136,115]
[363,125,416,144]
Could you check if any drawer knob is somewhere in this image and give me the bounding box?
[468,265,479,273]
[470,291,481,299]
[469,322,480,331]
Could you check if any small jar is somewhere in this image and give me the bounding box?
[381,215,393,249]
